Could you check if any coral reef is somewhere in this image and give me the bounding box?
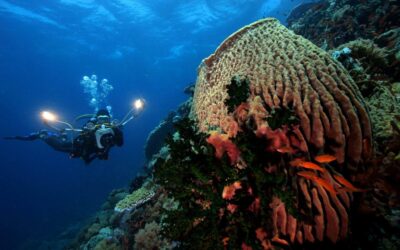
[144,112,176,161]
[287,0,400,49]
[149,18,374,248]
[286,1,324,25]
[66,189,128,250]
[153,115,363,248]
[144,98,192,161]
[133,221,174,250]
[192,18,372,170]
[328,35,400,250]
[114,185,156,213]
[287,1,400,248]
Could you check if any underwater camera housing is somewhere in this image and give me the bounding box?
[95,125,115,149]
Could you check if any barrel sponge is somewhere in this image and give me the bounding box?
[191,18,372,167]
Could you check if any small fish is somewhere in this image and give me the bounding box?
[300,161,326,172]
[277,146,295,154]
[333,175,366,192]
[289,158,305,167]
[297,171,336,195]
[291,160,326,172]
[297,171,318,180]
[314,154,336,163]
[313,176,337,196]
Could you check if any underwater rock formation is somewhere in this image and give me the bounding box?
[328,37,400,250]
[287,0,400,49]
[144,112,176,161]
[144,98,192,161]
[330,39,400,140]
[66,189,128,250]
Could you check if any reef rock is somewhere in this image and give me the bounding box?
[287,0,400,49]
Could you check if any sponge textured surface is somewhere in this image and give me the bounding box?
[192,18,372,166]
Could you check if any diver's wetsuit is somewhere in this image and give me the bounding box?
[5,108,125,164]
[70,125,123,164]
[4,130,73,153]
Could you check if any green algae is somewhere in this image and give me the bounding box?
[114,185,156,213]
[225,75,250,113]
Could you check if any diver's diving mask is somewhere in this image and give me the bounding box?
[97,115,111,124]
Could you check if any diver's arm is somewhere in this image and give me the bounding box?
[113,127,124,146]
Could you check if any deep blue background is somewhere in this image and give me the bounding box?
[0,0,311,249]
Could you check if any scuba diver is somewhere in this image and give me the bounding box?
[3,99,145,164]
[70,108,124,164]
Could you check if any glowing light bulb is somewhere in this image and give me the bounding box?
[134,99,144,110]
[41,111,57,122]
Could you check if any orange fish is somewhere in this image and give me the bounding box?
[297,171,336,195]
[299,161,326,172]
[291,160,326,172]
[333,175,366,192]
[277,146,296,154]
[297,171,318,180]
[313,176,337,195]
[289,158,305,167]
[314,154,336,164]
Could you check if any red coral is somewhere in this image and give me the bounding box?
[220,116,240,138]
[227,203,238,213]
[255,228,273,249]
[241,242,253,250]
[206,132,241,165]
[222,181,242,200]
[234,103,250,124]
[255,125,293,153]
[256,228,268,242]
[248,197,261,213]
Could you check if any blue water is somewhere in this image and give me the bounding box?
[0,0,310,249]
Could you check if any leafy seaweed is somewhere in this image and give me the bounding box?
[225,75,250,113]
[266,107,299,130]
